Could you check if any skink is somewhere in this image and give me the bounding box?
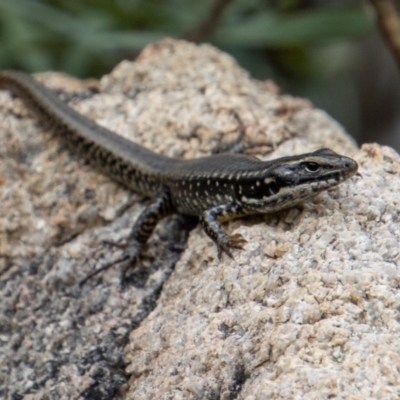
[0,70,358,273]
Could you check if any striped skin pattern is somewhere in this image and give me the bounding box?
[0,70,358,263]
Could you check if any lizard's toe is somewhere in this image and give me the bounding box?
[216,233,247,259]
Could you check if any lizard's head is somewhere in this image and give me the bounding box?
[235,148,358,213]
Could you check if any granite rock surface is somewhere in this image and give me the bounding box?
[0,39,398,399]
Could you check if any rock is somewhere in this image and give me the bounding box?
[0,38,398,399]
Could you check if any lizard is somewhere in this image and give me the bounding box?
[0,70,358,280]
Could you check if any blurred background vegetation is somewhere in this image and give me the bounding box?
[0,0,399,150]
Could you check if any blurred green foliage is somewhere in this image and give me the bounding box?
[0,0,374,137]
[0,0,372,78]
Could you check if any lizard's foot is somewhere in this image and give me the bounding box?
[216,233,247,260]
[212,110,274,155]
[79,240,142,286]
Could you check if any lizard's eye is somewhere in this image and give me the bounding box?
[304,162,319,172]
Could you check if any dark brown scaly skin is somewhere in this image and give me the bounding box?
[0,70,359,277]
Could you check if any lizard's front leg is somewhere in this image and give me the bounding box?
[200,203,247,259]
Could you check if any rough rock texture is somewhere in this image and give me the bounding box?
[0,39,399,399]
